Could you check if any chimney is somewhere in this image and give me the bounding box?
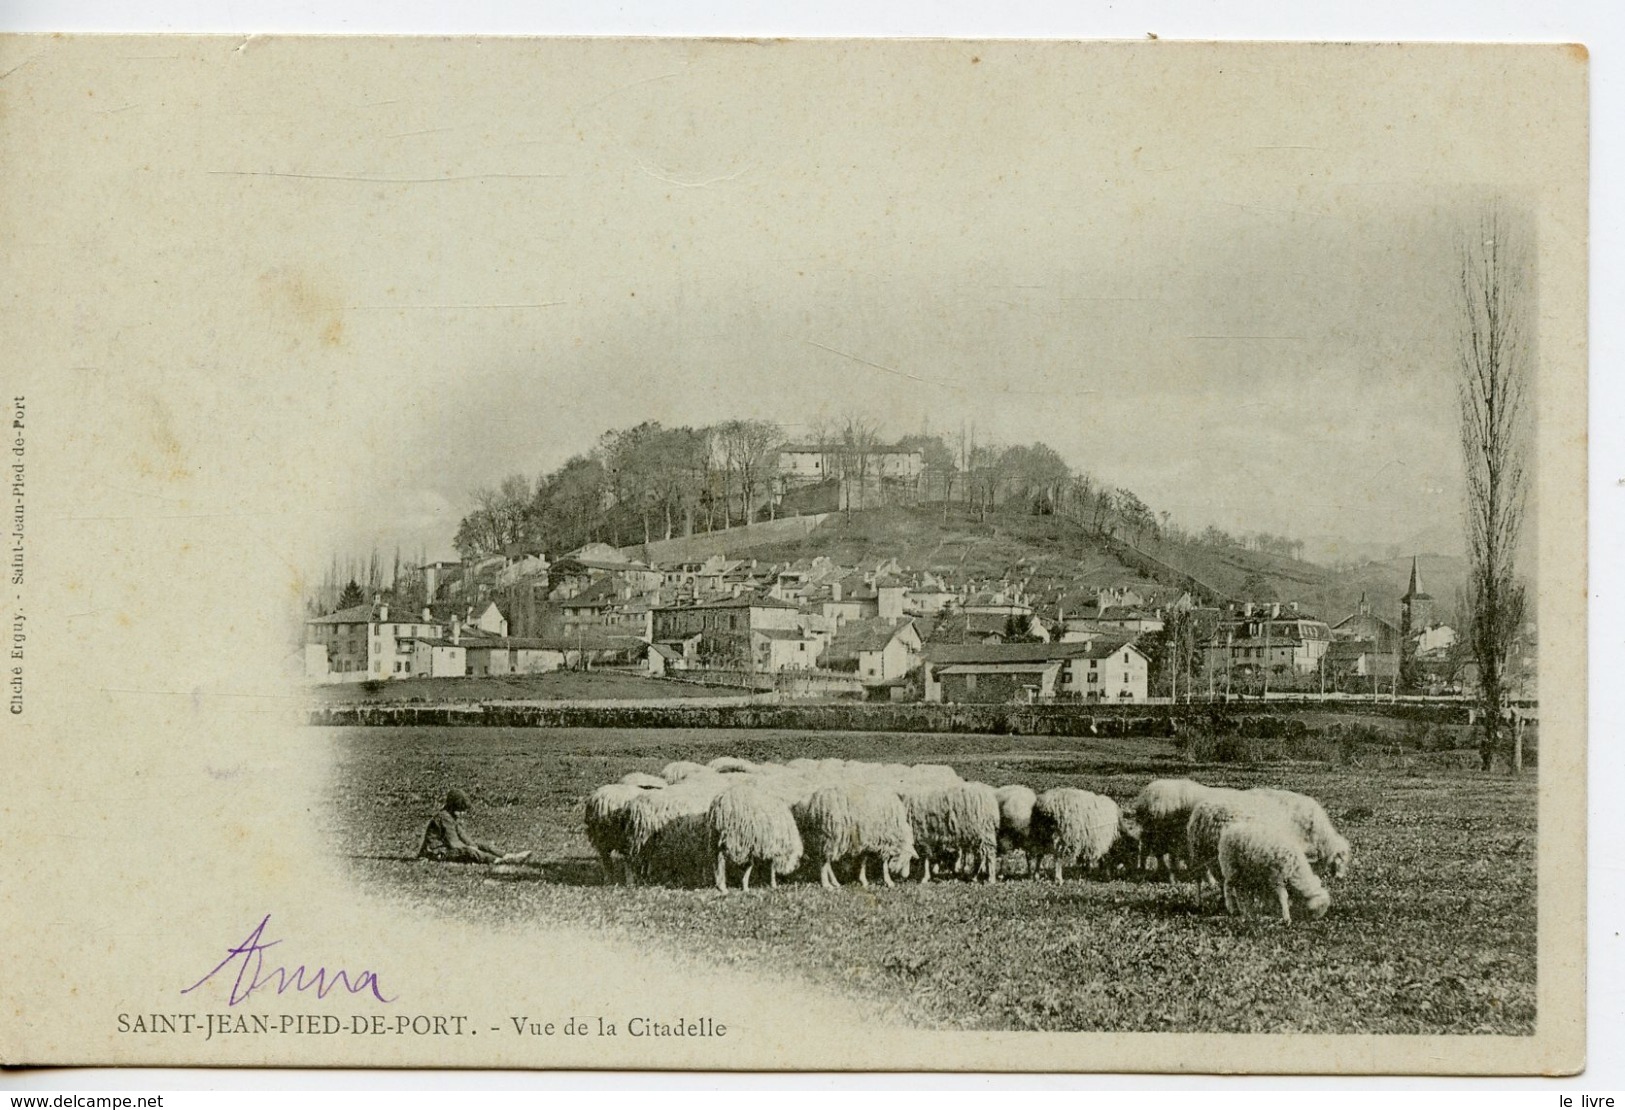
[378,600,389,622]
[422,606,431,622]
[1270,602,1281,619]
[1243,601,1254,617]
[451,613,461,645]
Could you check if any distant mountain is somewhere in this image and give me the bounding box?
[1298,519,1467,568]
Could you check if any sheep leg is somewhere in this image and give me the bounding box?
[1276,883,1292,924]
[858,857,870,887]
[820,861,839,889]
[1222,878,1235,915]
[769,866,778,889]
[988,849,998,884]
[881,857,895,888]
[714,851,728,892]
[1053,857,1064,883]
[919,854,931,883]
[741,861,753,891]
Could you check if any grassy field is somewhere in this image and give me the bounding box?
[326,726,1536,1034]
[311,670,750,704]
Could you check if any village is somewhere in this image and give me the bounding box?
[303,441,1498,706]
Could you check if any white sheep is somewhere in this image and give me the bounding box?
[995,784,1039,868]
[902,781,1000,883]
[623,777,730,885]
[707,756,758,775]
[638,811,713,887]
[1217,818,1331,924]
[1030,788,1121,882]
[847,783,916,887]
[792,786,856,889]
[1125,777,1216,880]
[1249,787,1353,879]
[659,760,710,785]
[1184,790,1282,897]
[583,783,647,881]
[707,784,804,891]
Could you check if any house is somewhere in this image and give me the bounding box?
[1333,594,1403,654]
[926,610,1049,645]
[961,589,1032,618]
[1055,618,1111,643]
[462,638,569,677]
[547,545,661,600]
[751,627,824,672]
[1325,638,1398,685]
[408,637,468,679]
[1413,623,1459,657]
[776,444,925,486]
[904,572,959,616]
[935,660,1063,704]
[1094,606,1166,634]
[923,638,1149,703]
[495,544,550,589]
[823,618,922,687]
[1205,604,1332,678]
[419,560,462,600]
[646,640,695,678]
[559,577,620,627]
[429,600,509,638]
[304,600,444,681]
[652,595,804,669]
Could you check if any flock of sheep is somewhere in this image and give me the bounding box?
[582,759,1353,924]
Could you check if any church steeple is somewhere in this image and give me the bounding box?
[1401,555,1431,636]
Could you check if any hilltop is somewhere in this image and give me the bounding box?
[720,504,1464,627]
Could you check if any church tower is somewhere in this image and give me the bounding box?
[1401,555,1432,638]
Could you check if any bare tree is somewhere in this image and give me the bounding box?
[839,414,881,513]
[1456,207,1532,773]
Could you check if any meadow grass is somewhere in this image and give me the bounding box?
[328,726,1535,1034]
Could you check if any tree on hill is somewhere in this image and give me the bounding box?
[1000,443,1071,515]
[337,579,364,611]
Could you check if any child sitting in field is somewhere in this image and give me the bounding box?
[417,787,531,865]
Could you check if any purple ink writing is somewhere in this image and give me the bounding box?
[182,914,395,1007]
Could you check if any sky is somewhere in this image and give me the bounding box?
[139,40,1559,569]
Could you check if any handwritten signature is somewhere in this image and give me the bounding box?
[181,914,395,1007]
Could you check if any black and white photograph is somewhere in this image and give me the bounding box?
[0,35,1588,1074]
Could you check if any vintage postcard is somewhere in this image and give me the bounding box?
[0,37,1587,1073]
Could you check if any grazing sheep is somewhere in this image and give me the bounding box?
[1218,818,1331,924]
[1250,787,1353,878]
[906,764,964,788]
[638,811,713,887]
[623,778,730,885]
[902,781,1000,883]
[707,756,758,775]
[792,786,857,889]
[1126,777,1216,880]
[995,784,1038,861]
[619,771,668,790]
[583,783,646,881]
[660,760,710,785]
[1030,788,1121,882]
[847,783,916,887]
[707,785,804,891]
[1184,791,1285,898]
